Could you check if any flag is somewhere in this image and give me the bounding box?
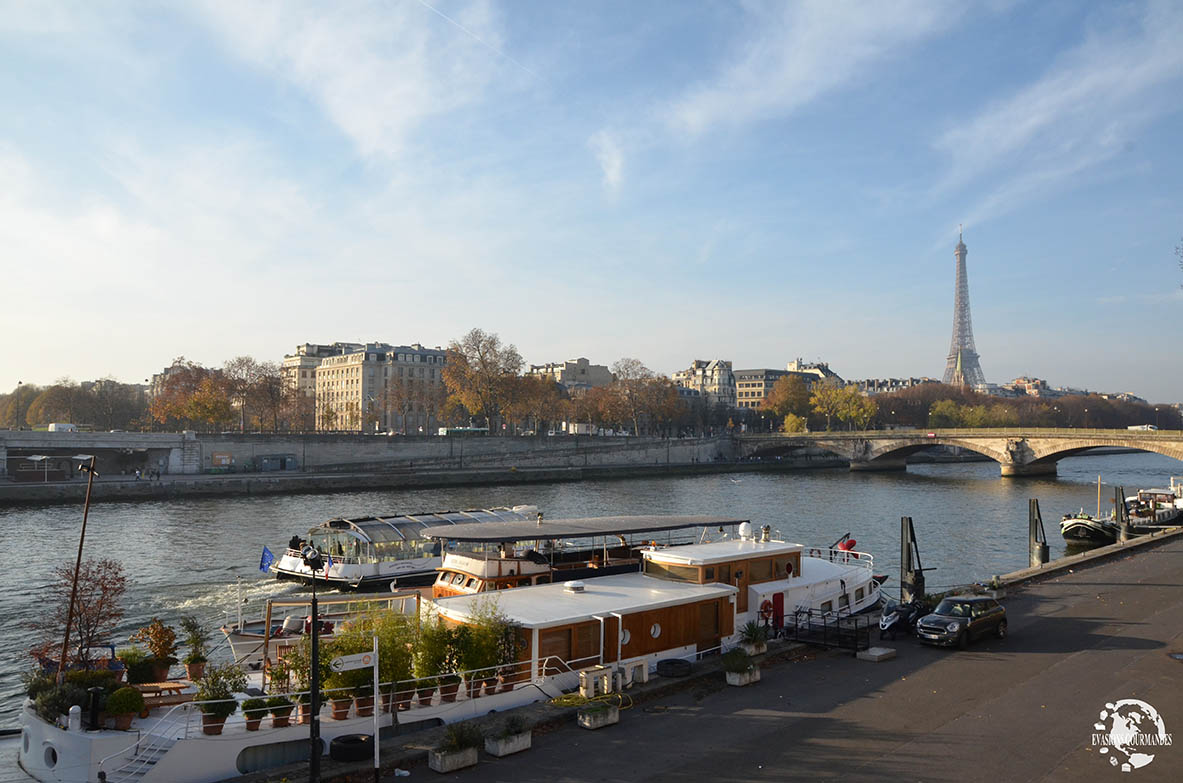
[324,552,334,575]
[259,545,275,573]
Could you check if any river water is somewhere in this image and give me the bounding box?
[2,450,1180,734]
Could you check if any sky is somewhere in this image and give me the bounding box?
[2,0,1181,402]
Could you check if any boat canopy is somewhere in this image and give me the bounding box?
[420,514,749,543]
[317,508,533,546]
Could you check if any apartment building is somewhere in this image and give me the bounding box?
[525,357,614,392]
[313,343,447,432]
[673,359,737,408]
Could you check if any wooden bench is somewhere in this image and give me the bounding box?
[132,681,194,717]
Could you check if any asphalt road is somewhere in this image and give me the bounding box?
[433,539,1183,783]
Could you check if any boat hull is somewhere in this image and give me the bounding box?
[1059,516,1117,544]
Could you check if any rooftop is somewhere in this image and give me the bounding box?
[420,514,748,542]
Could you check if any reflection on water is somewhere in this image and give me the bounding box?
[0,450,1178,729]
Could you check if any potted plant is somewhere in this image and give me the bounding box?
[105,686,144,731]
[130,618,177,682]
[738,621,769,656]
[484,714,531,757]
[194,662,247,735]
[267,695,295,728]
[353,680,375,718]
[295,691,315,725]
[577,700,620,730]
[414,615,450,706]
[241,698,268,731]
[428,721,482,773]
[179,615,210,681]
[722,649,760,687]
[117,647,155,685]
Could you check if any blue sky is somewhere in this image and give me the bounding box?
[2,0,1181,402]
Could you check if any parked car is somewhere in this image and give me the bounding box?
[915,595,1007,648]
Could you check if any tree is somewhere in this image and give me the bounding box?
[32,558,128,670]
[761,375,811,420]
[442,328,523,433]
[248,362,285,432]
[223,357,266,433]
[783,413,807,432]
[150,358,232,430]
[25,381,91,427]
[810,380,847,430]
[610,358,654,436]
[0,383,42,428]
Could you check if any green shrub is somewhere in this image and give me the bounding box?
[739,620,768,645]
[118,647,155,685]
[266,696,294,716]
[179,615,210,665]
[241,698,268,719]
[721,650,754,674]
[33,684,88,723]
[436,721,483,752]
[499,714,528,738]
[64,669,119,693]
[105,687,144,715]
[194,662,247,719]
[22,672,56,700]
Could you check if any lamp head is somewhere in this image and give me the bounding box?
[300,545,324,571]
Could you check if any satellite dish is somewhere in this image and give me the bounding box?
[738,522,753,540]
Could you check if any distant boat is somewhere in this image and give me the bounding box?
[1059,511,1117,544]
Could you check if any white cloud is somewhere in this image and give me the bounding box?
[588,130,624,191]
[191,0,509,160]
[936,2,1183,219]
[665,0,957,137]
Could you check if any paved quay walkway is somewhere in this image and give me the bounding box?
[441,538,1183,783]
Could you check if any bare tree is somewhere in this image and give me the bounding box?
[32,558,128,669]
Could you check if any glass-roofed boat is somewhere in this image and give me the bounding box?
[271,505,537,589]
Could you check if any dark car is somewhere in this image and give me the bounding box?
[915,595,1007,648]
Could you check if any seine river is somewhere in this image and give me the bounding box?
[2,450,1180,735]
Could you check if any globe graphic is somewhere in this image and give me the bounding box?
[1094,699,1169,772]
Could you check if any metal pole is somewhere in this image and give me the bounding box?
[58,456,96,682]
[309,578,320,783]
[372,636,380,783]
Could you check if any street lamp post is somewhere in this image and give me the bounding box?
[299,546,325,783]
[58,454,97,682]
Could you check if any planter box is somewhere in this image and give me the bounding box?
[428,747,478,774]
[577,704,620,730]
[484,732,531,757]
[739,641,767,656]
[725,668,761,687]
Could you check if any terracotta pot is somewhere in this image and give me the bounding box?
[272,711,292,728]
[395,689,413,711]
[354,695,374,718]
[481,677,498,696]
[416,686,436,708]
[201,714,226,736]
[152,661,172,682]
[184,662,206,681]
[298,703,313,725]
[496,676,515,694]
[439,679,460,703]
[244,717,263,731]
[330,698,352,720]
[112,712,134,731]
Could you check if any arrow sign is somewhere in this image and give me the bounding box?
[329,651,374,672]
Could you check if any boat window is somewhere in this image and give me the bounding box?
[649,623,661,639]
[839,594,850,608]
[435,572,449,583]
[820,601,833,613]
[642,560,700,583]
[704,566,715,580]
[773,557,793,579]
[855,587,865,601]
[451,573,465,585]
[465,578,476,589]
[747,559,773,582]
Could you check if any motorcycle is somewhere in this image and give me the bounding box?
[879,597,927,640]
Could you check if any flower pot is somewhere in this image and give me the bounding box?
[184,662,206,681]
[480,677,498,696]
[496,675,515,694]
[244,716,263,731]
[330,698,352,720]
[112,712,134,731]
[428,746,478,774]
[271,711,293,729]
[201,714,227,735]
[484,731,531,757]
[577,704,619,730]
[298,703,314,725]
[438,679,460,703]
[354,695,374,718]
[394,689,413,711]
[725,668,761,687]
[152,661,172,682]
[417,687,436,708]
[739,641,767,656]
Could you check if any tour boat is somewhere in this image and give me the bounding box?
[270,506,538,589]
[18,521,881,783]
[422,514,750,598]
[1124,479,1183,529]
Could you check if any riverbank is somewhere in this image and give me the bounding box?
[0,457,853,506]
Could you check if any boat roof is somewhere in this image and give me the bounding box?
[644,539,803,566]
[310,507,533,545]
[431,572,737,628]
[420,514,749,542]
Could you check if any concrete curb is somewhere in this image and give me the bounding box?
[997,525,1183,588]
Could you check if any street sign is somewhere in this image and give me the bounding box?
[329,651,374,672]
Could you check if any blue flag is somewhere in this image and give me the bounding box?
[325,552,334,574]
[259,545,275,573]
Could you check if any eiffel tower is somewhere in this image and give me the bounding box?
[942,229,986,388]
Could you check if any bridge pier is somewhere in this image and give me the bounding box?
[850,458,907,472]
[1000,462,1057,478]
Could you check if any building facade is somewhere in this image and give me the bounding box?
[851,377,939,396]
[313,343,447,433]
[525,357,614,392]
[785,359,843,384]
[673,360,737,408]
[282,343,364,398]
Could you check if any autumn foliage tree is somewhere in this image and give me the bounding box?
[32,558,128,670]
[442,328,524,433]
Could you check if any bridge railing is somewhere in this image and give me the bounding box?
[739,428,1181,439]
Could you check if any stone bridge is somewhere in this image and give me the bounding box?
[737,428,1183,477]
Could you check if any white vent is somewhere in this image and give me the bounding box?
[564,580,586,593]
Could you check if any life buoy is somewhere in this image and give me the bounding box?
[759,600,774,621]
[808,547,823,559]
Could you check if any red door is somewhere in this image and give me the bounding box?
[772,592,784,630]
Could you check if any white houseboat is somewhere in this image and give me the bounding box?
[271,506,537,589]
[18,523,880,783]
